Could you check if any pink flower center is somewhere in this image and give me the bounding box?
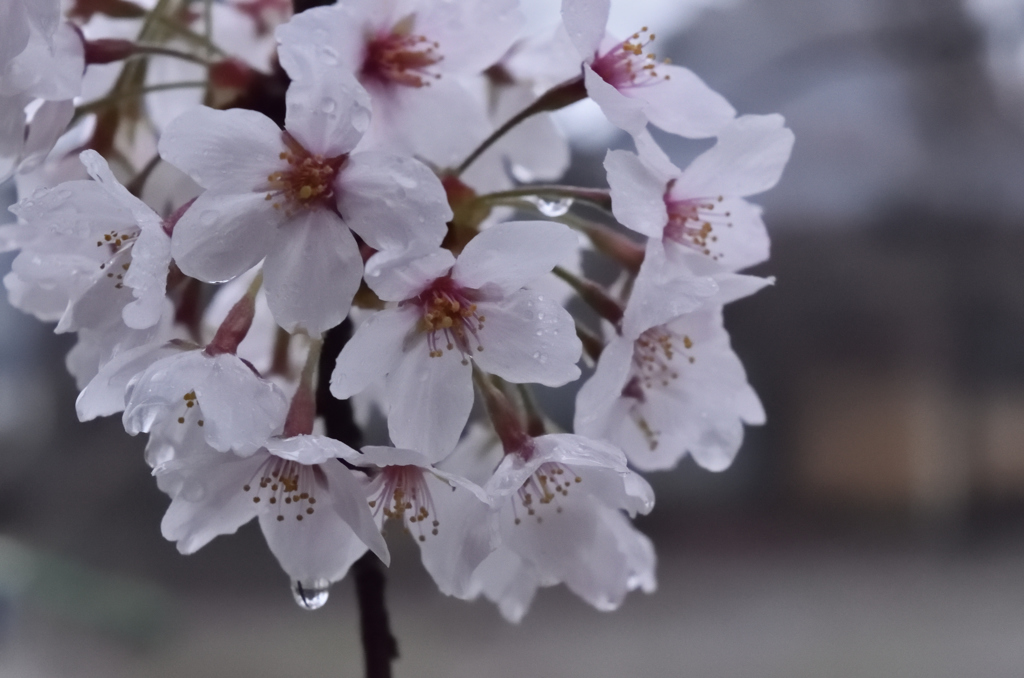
[622,326,696,450]
[243,456,322,522]
[590,27,670,92]
[663,189,731,261]
[367,465,439,542]
[361,17,443,88]
[265,132,347,213]
[512,463,581,525]
[413,276,485,364]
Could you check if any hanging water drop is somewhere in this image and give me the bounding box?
[533,197,573,218]
[291,579,331,610]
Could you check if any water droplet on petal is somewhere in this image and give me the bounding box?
[395,173,417,189]
[321,98,337,113]
[536,312,545,320]
[200,210,218,226]
[292,579,330,610]
[532,352,541,359]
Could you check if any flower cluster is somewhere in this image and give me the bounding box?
[1,0,792,620]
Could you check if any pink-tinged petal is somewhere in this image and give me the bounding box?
[363,248,454,302]
[453,221,578,296]
[260,508,369,585]
[629,62,735,139]
[473,291,581,386]
[319,460,390,564]
[660,198,770,272]
[673,113,795,198]
[262,208,361,335]
[160,451,265,554]
[284,68,370,157]
[708,273,773,306]
[412,0,523,75]
[359,78,492,168]
[561,0,610,60]
[623,250,718,337]
[275,4,365,77]
[20,99,73,173]
[416,473,495,598]
[158,106,285,191]
[331,306,417,399]
[584,64,646,135]
[605,149,669,239]
[337,151,450,251]
[573,334,634,437]
[171,190,284,284]
[387,343,473,462]
[79,150,171,330]
[264,434,361,466]
[472,547,543,623]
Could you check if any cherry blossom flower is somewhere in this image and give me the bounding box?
[277,0,523,165]
[354,446,494,598]
[331,221,582,460]
[156,430,389,592]
[606,117,795,277]
[3,150,172,333]
[472,433,656,622]
[123,349,289,457]
[159,68,451,336]
[575,277,770,472]
[561,0,734,139]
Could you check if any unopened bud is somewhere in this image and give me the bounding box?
[83,38,138,65]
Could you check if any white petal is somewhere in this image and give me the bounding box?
[472,291,581,386]
[363,247,454,302]
[338,151,450,251]
[413,0,523,74]
[284,68,370,157]
[473,547,543,623]
[632,63,735,139]
[20,99,73,172]
[453,221,578,295]
[674,113,795,198]
[265,434,361,466]
[320,460,390,564]
[160,451,264,554]
[171,190,283,284]
[387,344,473,462]
[158,106,285,191]
[573,334,634,438]
[416,474,495,598]
[262,208,361,335]
[260,508,368,585]
[331,306,417,399]
[605,149,669,239]
[275,5,366,77]
[585,64,647,136]
[561,0,610,59]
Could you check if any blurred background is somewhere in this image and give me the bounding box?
[4,0,1024,675]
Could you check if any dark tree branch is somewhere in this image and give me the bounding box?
[293,0,334,14]
[317,321,399,678]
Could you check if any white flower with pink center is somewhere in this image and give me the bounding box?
[354,446,493,599]
[159,68,451,336]
[576,276,769,472]
[277,0,523,165]
[472,433,655,622]
[331,221,582,461]
[561,0,735,139]
[156,432,389,594]
[607,117,795,280]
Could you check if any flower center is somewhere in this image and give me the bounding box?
[243,456,322,522]
[367,466,439,542]
[590,27,670,91]
[663,189,731,261]
[622,326,696,450]
[362,16,443,88]
[95,227,138,290]
[175,390,205,428]
[265,132,347,213]
[413,276,485,364]
[512,463,581,525]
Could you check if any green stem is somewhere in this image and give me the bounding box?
[131,43,214,67]
[453,75,587,177]
[552,266,624,326]
[71,81,208,126]
[476,185,612,212]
